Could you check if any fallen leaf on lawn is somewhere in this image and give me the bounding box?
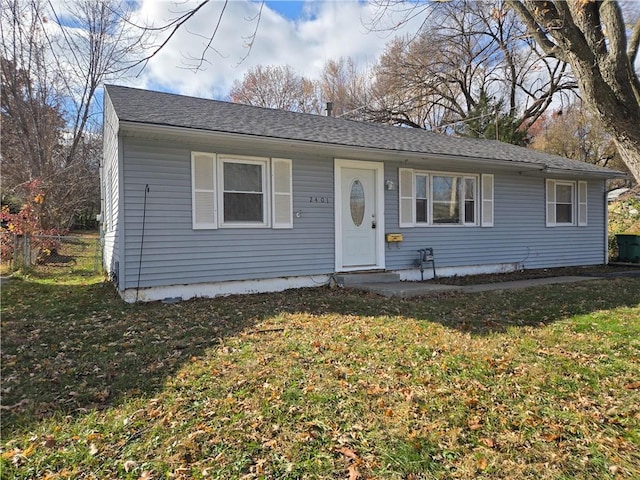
[468,419,482,430]
[89,443,99,455]
[87,432,102,442]
[1,449,19,460]
[336,446,360,462]
[348,463,360,480]
[624,381,640,390]
[123,460,137,473]
[479,437,495,448]
[477,456,488,470]
[42,434,56,448]
[23,443,36,457]
[139,472,153,480]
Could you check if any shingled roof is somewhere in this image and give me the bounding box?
[105,84,623,177]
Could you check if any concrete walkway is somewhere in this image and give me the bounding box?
[346,275,624,299]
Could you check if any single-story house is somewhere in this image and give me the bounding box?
[101,84,625,302]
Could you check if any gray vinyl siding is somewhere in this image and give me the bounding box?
[120,135,607,290]
[121,137,335,289]
[382,161,607,271]
[101,92,120,280]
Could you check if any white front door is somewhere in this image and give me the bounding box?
[335,160,384,271]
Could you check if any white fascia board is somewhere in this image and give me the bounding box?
[539,167,627,179]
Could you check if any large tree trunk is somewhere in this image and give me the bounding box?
[569,52,640,182]
[509,0,640,183]
[614,136,640,183]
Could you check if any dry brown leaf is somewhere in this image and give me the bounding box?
[337,446,360,462]
[348,463,360,480]
[479,437,495,448]
[42,434,56,448]
[468,419,482,430]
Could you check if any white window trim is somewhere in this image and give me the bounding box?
[399,169,481,227]
[546,179,583,227]
[218,155,270,228]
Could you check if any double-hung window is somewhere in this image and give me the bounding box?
[546,179,587,227]
[220,157,268,226]
[400,169,491,227]
[191,152,292,229]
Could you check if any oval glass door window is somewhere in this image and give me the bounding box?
[350,180,365,227]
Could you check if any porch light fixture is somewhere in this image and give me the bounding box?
[385,179,396,191]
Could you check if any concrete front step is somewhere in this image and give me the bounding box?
[335,272,400,287]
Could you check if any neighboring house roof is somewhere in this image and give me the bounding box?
[608,187,630,201]
[105,84,624,177]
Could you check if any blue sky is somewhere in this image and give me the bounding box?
[265,1,307,20]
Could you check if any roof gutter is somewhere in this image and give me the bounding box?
[541,167,627,179]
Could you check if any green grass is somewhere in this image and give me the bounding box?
[1,266,639,479]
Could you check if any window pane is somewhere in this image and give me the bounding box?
[350,180,365,227]
[433,203,460,223]
[556,184,573,203]
[465,200,475,224]
[416,175,427,198]
[556,204,572,224]
[432,176,454,201]
[416,199,428,223]
[465,178,475,200]
[432,175,460,224]
[224,162,262,192]
[224,193,263,222]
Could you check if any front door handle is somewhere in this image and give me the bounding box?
[372,220,377,229]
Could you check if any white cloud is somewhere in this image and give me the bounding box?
[123,0,419,99]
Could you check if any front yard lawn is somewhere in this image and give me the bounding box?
[1,272,639,479]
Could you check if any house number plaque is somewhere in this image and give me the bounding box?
[309,196,331,203]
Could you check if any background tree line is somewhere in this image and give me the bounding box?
[1,0,637,232]
[1,0,145,231]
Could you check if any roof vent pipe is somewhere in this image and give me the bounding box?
[326,102,333,117]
